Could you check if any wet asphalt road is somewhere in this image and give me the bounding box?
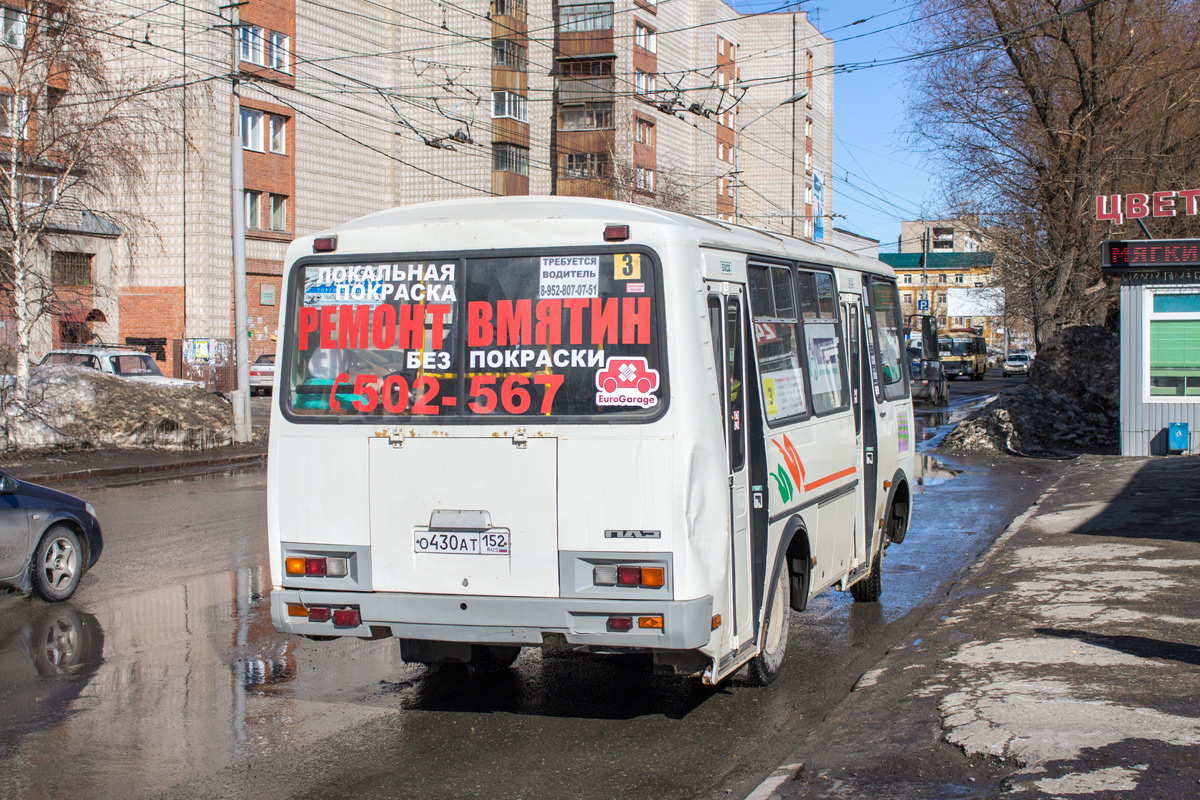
[0,374,1056,800]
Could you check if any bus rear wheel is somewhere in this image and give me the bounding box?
[747,567,791,686]
[850,549,883,603]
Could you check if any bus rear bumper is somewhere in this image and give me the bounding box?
[270,589,714,651]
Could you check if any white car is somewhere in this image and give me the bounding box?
[250,353,275,395]
[1002,352,1032,377]
[39,347,200,388]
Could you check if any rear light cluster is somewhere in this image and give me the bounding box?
[593,565,665,588]
[607,615,663,632]
[287,604,362,627]
[285,556,348,578]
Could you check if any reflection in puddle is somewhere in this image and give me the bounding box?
[0,602,105,737]
[914,454,962,490]
[0,568,405,799]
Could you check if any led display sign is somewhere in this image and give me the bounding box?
[1102,240,1200,272]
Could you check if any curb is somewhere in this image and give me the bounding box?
[13,452,267,485]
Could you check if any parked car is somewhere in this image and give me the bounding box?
[908,346,949,406]
[1003,352,1033,377]
[39,347,198,388]
[0,470,102,601]
[250,353,275,396]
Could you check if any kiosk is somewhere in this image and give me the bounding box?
[1103,240,1200,455]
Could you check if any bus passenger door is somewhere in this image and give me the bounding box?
[708,290,753,652]
[852,294,880,560]
[841,297,869,567]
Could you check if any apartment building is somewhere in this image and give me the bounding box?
[1,1,835,375]
[880,218,1002,346]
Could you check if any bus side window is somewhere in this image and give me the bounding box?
[869,280,909,401]
[726,297,746,471]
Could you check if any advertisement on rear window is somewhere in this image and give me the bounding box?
[283,251,665,421]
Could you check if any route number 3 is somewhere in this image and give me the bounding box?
[615,253,641,280]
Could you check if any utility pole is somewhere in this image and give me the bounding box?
[920,225,929,312]
[226,1,251,443]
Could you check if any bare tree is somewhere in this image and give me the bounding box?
[910,0,1200,346]
[0,1,177,415]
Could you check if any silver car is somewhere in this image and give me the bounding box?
[250,353,275,395]
[1002,352,1032,377]
[39,347,199,389]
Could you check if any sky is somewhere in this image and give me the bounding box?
[733,0,939,253]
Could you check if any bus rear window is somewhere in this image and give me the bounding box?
[282,252,665,421]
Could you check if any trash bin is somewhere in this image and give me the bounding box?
[1168,422,1189,454]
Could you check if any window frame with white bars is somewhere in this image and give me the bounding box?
[492,91,529,123]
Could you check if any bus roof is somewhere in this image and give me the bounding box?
[293,196,894,279]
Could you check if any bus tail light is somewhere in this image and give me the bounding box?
[333,608,362,627]
[308,606,332,622]
[617,566,641,586]
[638,616,663,629]
[593,564,667,588]
[607,616,633,632]
[286,555,349,578]
[287,604,308,617]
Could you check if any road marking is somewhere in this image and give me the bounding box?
[744,762,803,800]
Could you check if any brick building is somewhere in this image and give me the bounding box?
[4,1,836,374]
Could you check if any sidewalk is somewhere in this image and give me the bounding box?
[758,454,1200,799]
[1,437,267,485]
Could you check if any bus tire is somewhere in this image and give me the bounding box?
[850,550,883,603]
[468,644,521,673]
[747,566,791,686]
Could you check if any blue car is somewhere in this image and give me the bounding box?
[0,471,102,601]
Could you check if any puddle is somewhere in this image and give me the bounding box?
[0,602,105,737]
[103,463,263,489]
[0,568,405,799]
[914,454,962,491]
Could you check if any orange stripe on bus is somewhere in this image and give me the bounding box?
[803,466,858,492]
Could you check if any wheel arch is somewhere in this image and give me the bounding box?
[883,469,911,545]
[766,516,813,616]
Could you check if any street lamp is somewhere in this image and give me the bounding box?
[732,89,808,224]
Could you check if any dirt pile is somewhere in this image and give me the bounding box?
[1,365,234,453]
[941,326,1118,456]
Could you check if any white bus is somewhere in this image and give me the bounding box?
[267,197,914,685]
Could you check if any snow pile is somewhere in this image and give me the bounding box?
[941,326,1119,456]
[1,365,233,453]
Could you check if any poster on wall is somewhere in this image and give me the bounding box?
[813,169,825,242]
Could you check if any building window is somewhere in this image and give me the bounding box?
[493,142,529,176]
[634,21,656,53]
[634,117,654,145]
[492,39,527,71]
[1148,290,1200,399]
[903,274,912,284]
[0,93,25,138]
[559,101,612,130]
[559,3,613,33]
[269,114,286,153]
[634,70,656,96]
[19,173,56,206]
[269,194,288,231]
[2,5,25,48]
[492,91,529,123]
[492,0,526,15]
[564,152,608,179]
[245,190,262,229]
[559,58,613,78]
[635,166,655,192]
[955,273,964,284]
[268,32,290,72]
[240,25,264,65]
[52,252,92,286]
[805,117,813,138]
[240,108,263,151]
[804,150,813,171]
[805,49,813,89]
[932,226,954,249]
[939,273,947,284]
